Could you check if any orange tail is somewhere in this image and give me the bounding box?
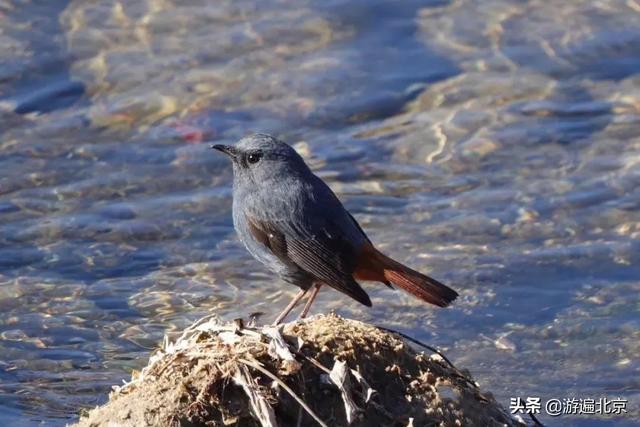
[354,245,458,308]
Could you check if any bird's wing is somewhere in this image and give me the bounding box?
[246,214,372,307]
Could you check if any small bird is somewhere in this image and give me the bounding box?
[213,134,457,324]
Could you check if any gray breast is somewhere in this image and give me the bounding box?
[232,204,282,273]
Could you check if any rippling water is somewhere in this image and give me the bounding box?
[1,0,639,425]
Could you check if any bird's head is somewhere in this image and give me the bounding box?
[212,134,311,187]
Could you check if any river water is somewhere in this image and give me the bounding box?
[0,0,639,425]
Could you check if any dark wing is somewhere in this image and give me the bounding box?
[246,215,372,307]
[246,218,290,264]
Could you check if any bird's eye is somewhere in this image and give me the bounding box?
[247,152,262,164]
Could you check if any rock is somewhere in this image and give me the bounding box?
[73,314,523,427]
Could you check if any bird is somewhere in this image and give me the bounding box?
[212,134,458,324]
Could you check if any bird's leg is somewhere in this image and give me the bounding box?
[273,288,308,325]
[298,283,322,319]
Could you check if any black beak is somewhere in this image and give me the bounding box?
[210,144,238,159]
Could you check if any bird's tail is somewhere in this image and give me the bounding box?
[355,245,458,307]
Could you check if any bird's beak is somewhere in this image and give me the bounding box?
[210,144,238,159]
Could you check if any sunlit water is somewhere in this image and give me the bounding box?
[1,0,639,425]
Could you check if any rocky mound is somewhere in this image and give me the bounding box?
[74,314,523,427]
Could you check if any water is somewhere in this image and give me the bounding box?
[1,0,639,425]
